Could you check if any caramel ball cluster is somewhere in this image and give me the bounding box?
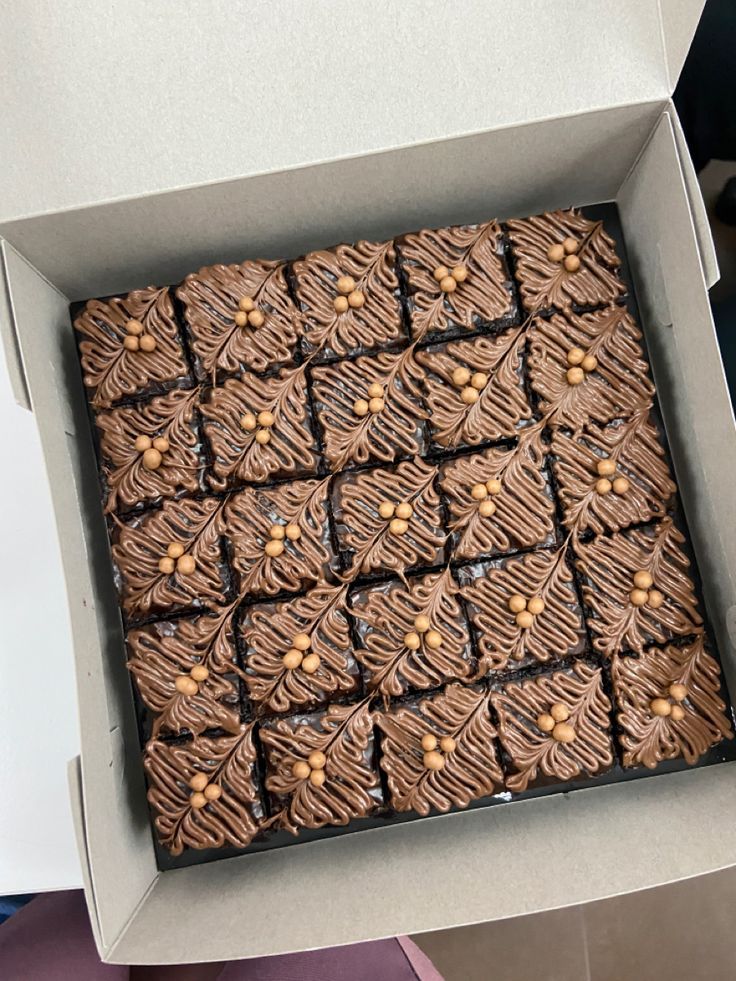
[134,433,170,470]
[470,476,502,517]
[123,318,157,353]
[432,263,468,295]
[333,274,366,314]
[240,408,275,446]
[353,381,385,417]
[628,570,665,610]
[403,613,443,652]
[378,499,413,536]
[234,295,265,329]
[650,682,688,721]
[264,520,301,558]
[565,346,598,386]
[507,593,545,631]
[188,770,223,809]
[451,364,488,406]
[420,732,457,771]
[281,631,321,674]
[547,236,581,273]
[292,749,328,788]
[593,457,630,496]
[158,541,196,576]
[536,702,576,743]
[174,662,210,698]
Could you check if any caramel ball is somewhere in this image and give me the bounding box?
[550,702,570,722]
[423,750,445,771]
[285,523,301,541]
[425,629,443,649]
[248,310,265,329]
[470,371,488,390]
[461,386,479,405]
[334,295,349,314]
[451,264,468,283]
[486,478,502,495]
[336,275,356,294]
[134,434,152,452]
[270,524,286,540]
[670,704,686,722]
[537,713,555,733]
[189,772,208,792]
[433,265,450,282]
[389,517,409,535]
[175,675,198,696]
[264,539,284,558]
[440,275,457,293]
[123,335,140,351]
[150,436,168,454]
[552,722,576,743]
[516,610,534,629]
[158,557,175,575]
[234,311,248,327]
[439,735,457,753]
[301,653,321,674]
[167,542,185,559]
[177,554,196,575]
[414,614,430,633]
[597,458,616,477]
[547,243,565,263]
[633,570,653,590]
[452,366,471,387]
[404,631,421,650]
[347,290,365,309]
[126,318,144,336]
[142,447,163,470]
[563,236,579,255]
[282,649,303,670]
[669,683,688,702]
[292,632,311,651]
[367,382,384,399]
[308,750,327,770]
[240,412,257,431]
[204,783,222,801]
[353,398,369,417]
[566,347,585,366]
[257,410,275,428]
[475,499,495,519]
[527,596,545,615]
[140,334,157,353]
[612,477,630,495]
[292,761,311,780]
[378,501,395,519]
[566,366,585,386]
[581,354,598,373]
[595,478,612,495]
[421,733,438,752]
[630,588,649,607]
[650,697,672,717]
[255,429,271,445]
[564,254,581,272]
[395,502,413,519]
[648,589,665,609]
[368,397,385,413]
[471,482,488,501]
[508,594,527,613]
[190,664,209,682]
[190,791,207,809]
[309,768,326,788]
[239,296,255,312]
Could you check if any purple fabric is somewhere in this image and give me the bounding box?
[0,889,443,980]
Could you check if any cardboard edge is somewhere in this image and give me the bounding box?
[67,756,105,957]
[0,241,31,410]
[657,0,707,92]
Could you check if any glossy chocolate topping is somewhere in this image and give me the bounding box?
[491,662,614,792]
[377,684,503,815]
[612,636,733,769]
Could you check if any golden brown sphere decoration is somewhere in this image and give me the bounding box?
[302,653,321,674]
[566,366,585,386]
[565,347,597,386]
[354,381,385,416]
[348,290,365,308]
[378,501,395,519]
[552,722,577,743]
[629,571,664,610]
[240,412,257,432]
[536,713,555,733]
[389,517,409,535]
[670,704,686,722]
[292,748,328,787]
[564,254,581,273]
[395,502,413,519]
[124,318,157,351]
[548,237,579,265]
[189,772,208,793]
[486,478,502,495]
[414,614,431,633]
[421,734,437,752]
[596,458,616,477]
[612,476,630,495]
[478,499,497,517]
[190,791,207,809]
[190,664,209,682]
[334,295,349,314]
[239,296,255,313]
[336,275,356,294]
[126,318,144,336]
[507,594,544,627]
[282,648,303,670]
[423,750,445,770]
[403,631,421,650]
[421,730,457,770]
[595,478,613,496]
[669,683,688,702]
[123,335,140,351]
[175,675,199,696]
[461,386,479,405]
[452,366,471,387]
[650,697,672,718]
[433,263,468,293]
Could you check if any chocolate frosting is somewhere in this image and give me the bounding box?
[200,366,318,489]
[225,477,333,599]
[335,457,445,579]
[575,518,703,658]
[552,408,676,536]
[491,662,613,792]
[144,725,263,855]
[127,608,242,738]
[176,260,301,379]
[612,636,733,769]
[350,568,475,697]
[461,546,586,674]
[398,220,514,338]
[416,330,532,447]
[440,423,556,560]
[506,209,625,313]
[261,700,380,834]
[75,286,190,408]
[377,684,503,815]
[528,306,655,430]
[292,239,404,358]
[242,584,358,714]
[113,496,228,619]
[311,347,427,469]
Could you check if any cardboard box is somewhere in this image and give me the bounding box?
[2,0,736,964]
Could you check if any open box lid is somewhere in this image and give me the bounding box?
[0,0,704,223]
